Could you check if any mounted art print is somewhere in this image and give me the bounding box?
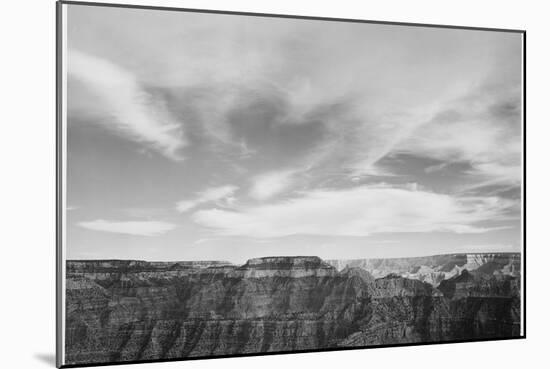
[56,1,526,367]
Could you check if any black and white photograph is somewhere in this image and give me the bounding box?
[57,2,525,367]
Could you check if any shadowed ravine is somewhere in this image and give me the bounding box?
[65,254,521,365]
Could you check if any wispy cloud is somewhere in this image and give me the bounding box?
[68,49,186,160]
[66,9,522,260]
[193,237,221,245]
[193,185,515,238]
[249,170,296,201]
[424,162,449,173]
[77,219,177,236]
[398,83,522,191]
[176,185,238,213]
[120,207,166,218]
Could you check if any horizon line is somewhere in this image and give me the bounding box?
[66,251,522,264]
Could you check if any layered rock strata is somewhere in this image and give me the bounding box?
[65,254,521,365]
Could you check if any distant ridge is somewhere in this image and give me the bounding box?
[325,252,520,286]
[66,252,520,286]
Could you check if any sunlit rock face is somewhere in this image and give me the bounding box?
[326,253,521,286]
[65,254,521,365]
[235,256,338,278]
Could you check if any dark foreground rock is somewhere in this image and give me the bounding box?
[65,255,521,365]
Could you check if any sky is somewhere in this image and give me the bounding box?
[64,4,524,263]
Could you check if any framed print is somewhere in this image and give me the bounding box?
[56,1,526,367]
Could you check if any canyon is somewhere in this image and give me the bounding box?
[326,253,521,286]
[65,253,521,365]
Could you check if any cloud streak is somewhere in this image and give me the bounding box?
[77,219,177,236]
[176,185,238,212]
[398,82,522,191]
[193,185,515,238]
[68,49,187,160]
[65,7,522,260]
[249,170,296,200]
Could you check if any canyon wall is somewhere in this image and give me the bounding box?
[65,254,521,365]
[326,253,521,286]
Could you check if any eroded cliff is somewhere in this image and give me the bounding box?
[65,254,521,365]
[326,253,521,286]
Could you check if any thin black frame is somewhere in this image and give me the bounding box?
[55,1,527,367]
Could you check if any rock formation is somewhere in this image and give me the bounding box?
[65,253,521,365]
[326,253,521,286]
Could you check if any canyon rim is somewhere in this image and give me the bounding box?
[65,253,521,365]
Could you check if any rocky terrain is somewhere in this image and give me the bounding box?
[326,253,520,286]
[65,253,521,365]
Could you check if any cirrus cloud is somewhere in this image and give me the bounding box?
[77,219,177,236]
[249,170,296,201]
[192,185,515,238]
[68,49,187,160]
[176,185,238,213]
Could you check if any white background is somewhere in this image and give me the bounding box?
[0,0,547,368]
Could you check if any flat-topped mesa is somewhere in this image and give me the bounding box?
[67,260,233,273]
[166,261,235,270]
[237,256,337,278]
[67,260,151,272]
[66,260,236,283]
